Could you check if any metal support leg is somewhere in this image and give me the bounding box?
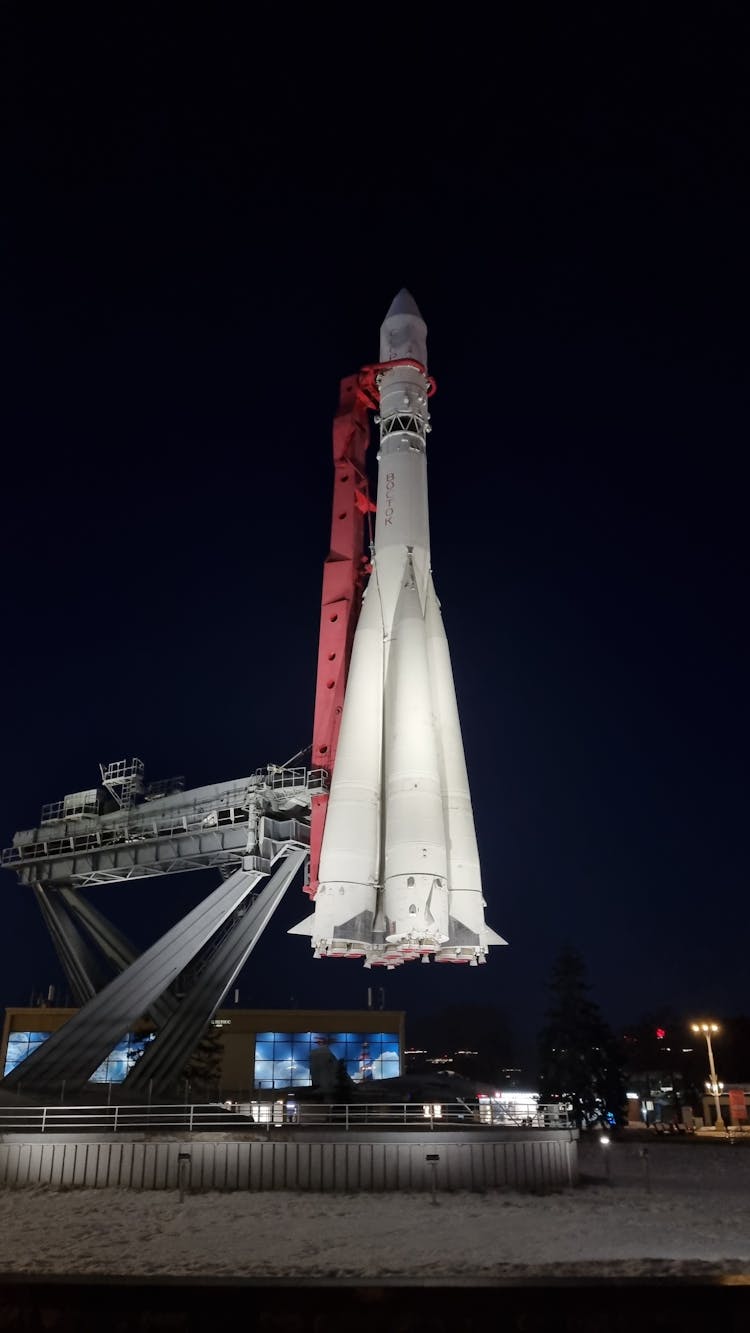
[2,860,269,1092]
[33,886,106,1006]
[126,846,306,1094]
[60,887,178,1028]
[60,887,139,974]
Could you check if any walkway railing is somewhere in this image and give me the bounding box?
[0,1100,572,1134]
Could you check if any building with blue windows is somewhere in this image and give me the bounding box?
[3,1027,154,1084]
[1,1006,405,1099]
[252,1028,400,1089]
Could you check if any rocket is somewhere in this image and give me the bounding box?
[292,291,506,968]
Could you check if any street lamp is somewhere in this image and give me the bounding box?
[691,1022,725,1131]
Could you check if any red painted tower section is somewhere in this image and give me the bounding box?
[304,374,374,898]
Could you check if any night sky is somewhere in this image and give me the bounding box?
[1,11,748,1069]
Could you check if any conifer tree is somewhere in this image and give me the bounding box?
[183,1023,224,1102]
[538,946,625,1129]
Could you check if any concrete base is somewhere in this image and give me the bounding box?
[0,1127,578,1193]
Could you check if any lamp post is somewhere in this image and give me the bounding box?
[691,1022,725,1131]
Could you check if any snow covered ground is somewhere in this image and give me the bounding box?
[2,1138,750,1280]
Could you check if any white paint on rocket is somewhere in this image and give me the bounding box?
[292,291,505,968]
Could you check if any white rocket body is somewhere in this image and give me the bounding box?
[291,291,505,967]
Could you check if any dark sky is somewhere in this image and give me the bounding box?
[1,10,748,1068]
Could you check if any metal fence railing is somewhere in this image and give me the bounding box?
[0,1100,573,1135]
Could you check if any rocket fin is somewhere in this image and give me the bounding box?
[484,926,509,946]
[288,914,316,936]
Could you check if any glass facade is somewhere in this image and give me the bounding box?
[2,1025,401,1091]
[3,1030,154,1082]
[89,1033,155,1083]
[253,1031,400,1089]
[3,1032,50,1075]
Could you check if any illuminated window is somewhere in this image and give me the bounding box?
[3,1030,154,1082]
[252,1031,400,1089]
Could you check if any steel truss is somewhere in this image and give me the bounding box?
[1,764,315,1095]
[3,847,306,1094]
[125,847,305,1094]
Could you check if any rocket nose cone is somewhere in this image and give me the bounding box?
[383,288,423,322]
[379,288,428,366]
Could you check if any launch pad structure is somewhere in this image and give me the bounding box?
[0,292,504,1099]
[1,760,314,1095]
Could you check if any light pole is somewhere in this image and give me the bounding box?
[691,1022,725,1131]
